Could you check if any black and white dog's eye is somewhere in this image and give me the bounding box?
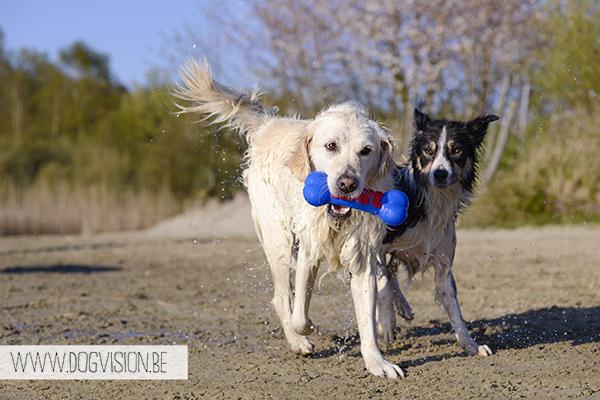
[360,147,372,156]
[326,142,337,151]
[424,147,433,155]
[451,147,462,156]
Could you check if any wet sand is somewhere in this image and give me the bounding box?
[0,197,599,399]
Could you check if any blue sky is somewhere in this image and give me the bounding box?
[0,0,250,88]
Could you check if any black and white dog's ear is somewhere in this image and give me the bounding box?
[471,114,500,126]
[467,114,500,145]
[413,108,432,133]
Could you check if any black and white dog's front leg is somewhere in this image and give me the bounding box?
[434,263,492,356]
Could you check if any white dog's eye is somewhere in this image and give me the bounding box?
[326,142,337,151]
[360,147,372,156]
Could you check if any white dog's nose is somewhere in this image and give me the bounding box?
[337,175,358,194]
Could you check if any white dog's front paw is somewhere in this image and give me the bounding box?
[289,335,314,355]
[365,359,404,379]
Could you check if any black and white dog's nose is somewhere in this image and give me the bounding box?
[433,169,449,184]
[337,175,358,194]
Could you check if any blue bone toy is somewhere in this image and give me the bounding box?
[303,171,409,226]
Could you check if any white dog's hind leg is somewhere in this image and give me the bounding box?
[269,260,314,355]
[352,259,404,378]
[376,256,414,343]
[249,185,314,355]
[386,257,414,322]
[391,279,414,322]
[375,259,397,344]
[291,255,317,335]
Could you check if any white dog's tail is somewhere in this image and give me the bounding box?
[173,58,276,138]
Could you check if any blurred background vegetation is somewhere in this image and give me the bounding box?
[0,0,598,235]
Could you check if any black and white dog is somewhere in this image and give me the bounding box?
[376,109,499,356]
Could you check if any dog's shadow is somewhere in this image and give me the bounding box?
[0,264,122,274]
[311,305,600,367]
[461,305,599,349]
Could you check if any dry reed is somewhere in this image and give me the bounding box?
[0,180,182,235]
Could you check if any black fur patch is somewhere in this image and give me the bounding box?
[384,109,498,243]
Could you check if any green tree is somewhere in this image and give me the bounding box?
[534,0,600,113]
[0,28,13,140]
[59,42,126,142]
[0,49,68,182]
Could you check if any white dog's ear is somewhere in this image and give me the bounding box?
[376,131,396,180]
[287,131,313,182]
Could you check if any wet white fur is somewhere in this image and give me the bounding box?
[174,59,404,378]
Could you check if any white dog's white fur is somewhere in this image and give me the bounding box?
[174,59,403,378]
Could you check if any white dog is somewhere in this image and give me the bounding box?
[174,59,402,378]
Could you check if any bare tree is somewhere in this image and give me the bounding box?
[157,0,255,88]
[246,0,539,138]
[482,96,518,187]
[164,0,541,169]
[249,0,353,114]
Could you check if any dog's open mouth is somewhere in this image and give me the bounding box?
[328,204,352,219]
